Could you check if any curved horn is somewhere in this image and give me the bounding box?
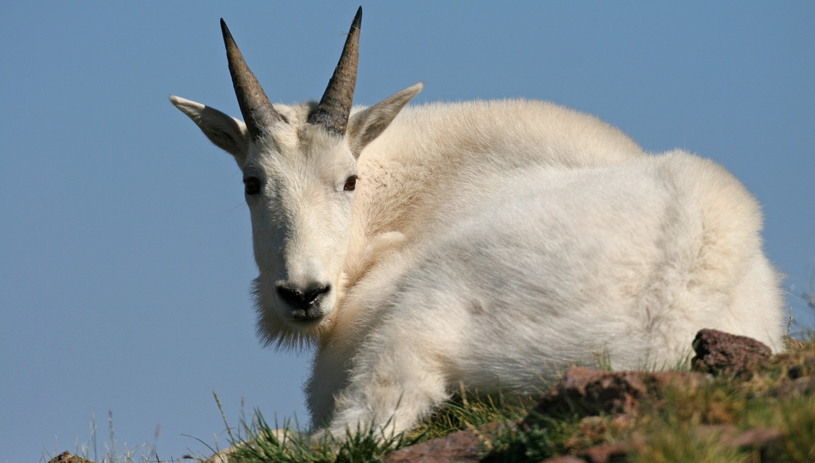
[221,19,282,140]
[308,7,362,135]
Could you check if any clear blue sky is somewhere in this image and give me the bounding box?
[2,2,813,462]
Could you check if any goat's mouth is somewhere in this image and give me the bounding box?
[281,296,333,329]
[288,307,326,325]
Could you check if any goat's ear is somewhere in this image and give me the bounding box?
[347,82,423,158]
[170,95,249,168]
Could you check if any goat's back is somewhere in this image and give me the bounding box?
[342,99,647,292]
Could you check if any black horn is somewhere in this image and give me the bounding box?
[308,7,362,135]
[221,19,282,140]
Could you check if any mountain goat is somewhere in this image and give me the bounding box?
[171,8,784,442]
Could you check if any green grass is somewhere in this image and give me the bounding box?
[627,341,815,463]
[220,411,405,463]
[49,287,815,463]
[47,334,815,463]
[108,334,815,463]
[484,334,815,463]
[205,389,533,463]
[404,389,533,443]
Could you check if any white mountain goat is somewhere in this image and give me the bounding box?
[171,8,784,442]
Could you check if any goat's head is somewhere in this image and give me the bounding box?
[170,8,423,348]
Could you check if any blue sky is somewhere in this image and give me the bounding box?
[1,2,813,462]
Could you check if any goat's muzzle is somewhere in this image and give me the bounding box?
[276,283,331,321]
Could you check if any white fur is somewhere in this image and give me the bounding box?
[314,151,784,438]
[172,45,783,445]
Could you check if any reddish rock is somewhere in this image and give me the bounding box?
[387,421,516,463]
[696,425,785,460]
[691,329,771,376]
[522,367,705,427]
[48,452,92,463]
[773,375,815,397]
[577,436,645,463]
[579,443,628,463]
[385,429,483,463]
[537,456,586,463]
[725,427,784,450]
[725,428,785,460]
[48,452,74,463]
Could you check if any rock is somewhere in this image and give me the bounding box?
[725,427,784,456]
[47,452,93,463]
[536,456,586,463]
[522,367,705,428]
[691,329,771,376]
[695,425,785,461]
[385,429,483,463]
[48,452,74,463]
[386,421,517,463]
[579,443,628,463]
[577,436,645,463]
[773,375,815,398]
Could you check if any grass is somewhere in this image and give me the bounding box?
[202,389,533,463]
[195,332,815,463]
[45,333,815,463]
[48,282,815,463]
[486,333,815,463]
[634,337,815,463]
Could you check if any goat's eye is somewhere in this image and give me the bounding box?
[344,175,357,191]
[244,177,261,195]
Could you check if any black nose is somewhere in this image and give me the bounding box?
[276,283,331,312]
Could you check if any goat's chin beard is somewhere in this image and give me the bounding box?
[285,315,327,330]
[256,306,329,352]
[252,277,332,352]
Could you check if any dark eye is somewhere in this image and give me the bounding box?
[344,175,357,191]
[244,176,261,195]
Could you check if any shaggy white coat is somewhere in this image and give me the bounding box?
[173,87,784,441]
[315,150,783,438]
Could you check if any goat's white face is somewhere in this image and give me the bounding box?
[245,120,358,340]
[171,9,422,348]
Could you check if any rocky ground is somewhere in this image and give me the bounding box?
[50,329,815,463]
[387,329,814,463]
